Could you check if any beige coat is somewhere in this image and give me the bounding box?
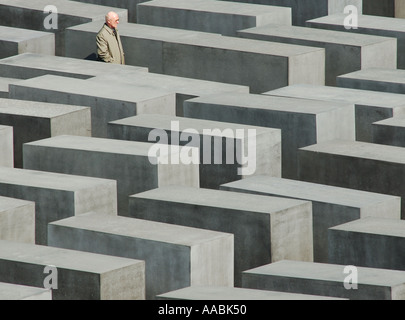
[96,23,125,64]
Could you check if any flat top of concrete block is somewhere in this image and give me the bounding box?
[308,13,405,32]
[220,175,400,208]
[0,98,89,118]
[156,285,344,300]
[240,24,396,46]
[0,77,22,91]
[139,0,291,16]
[244,260,405,286]
[0,167,116,191]
[267,84,405,108]
[0,26,54,42]
[300,140,405,164]
[0,195,34,211]
[0,125,12,131]
[12,74,174,102]
[25,134,179,157]
[90,72,249,96]
[130,185,310,214]
[71,20,215,41]
[330,217,405,238]
[0,0,128,20]
[0,282,51,300]
[0,53,148,78]
[374,116,405,126]
[187,92,352,114]
[338,68,405,84]
[0,240,142,273]
[49,212,233,246]
[109,114,277,136]
[69,21,325,57]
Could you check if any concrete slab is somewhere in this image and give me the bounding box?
[0,53,148,80]
[0,196,35,244]
[238,24,396,86]
[363,0,405,18]
[266,84,405,142]
[128,186,313,286]
[336,68,405,94]
[0,77,22,98]
[107,114,282,188]
[372,116,405,147]
[0,125,13,167]
[0,0,128,56]
[298,140,405,218]
[88,71,249,116]
[156,285,345,300]
[48,212,234,300]
[0,167,117,245]
[23,135,199,215]
[307,13,405,69]
[0,239,145,300]
[0,282,52,300]
[329,217,405,271]
[0,98,91,168]
[8,74,176,138]
[184,92,355,179]
[0,26,55,59]
[218,0,362,26]
[65,21,325,93]
[242,260,405,300]
[220,175,400,262]
[70,0,141,22]
[137,0,292,36]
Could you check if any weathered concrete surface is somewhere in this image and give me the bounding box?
[0,239,145,300]
[219,0,362,26]
[0,0,128,56]
[372,116,405,147]
[65,21,325,93]
[0,282,52,300]
[88,71,249,116]
[184,92,354,179]
[238,24,396,86]
[298,140,405,218]
[8,74,176,137]
[336,68,405,94]
[70,0,140,22]
[329,217,405,271]
[156,285,346,300]
[220,175,400,262]
[307,13,405,69]
[0,196,35,244]
[0,77,22,98]
[0,98,91,168]
[137,0,292,35]
[0,53,148,80]
[107,114,282,188]
[0,167,117,245]
[266,84,405,142]
[0,125,13,167]
[363,0,405,18]
[242,260,405,300]
[48,212,234,300]
[23,135,199,215]
[0,26,55,59]
[128,185,313,286]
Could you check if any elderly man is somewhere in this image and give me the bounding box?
[96,11,125,64]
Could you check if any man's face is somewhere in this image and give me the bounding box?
[107,14,119,29]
